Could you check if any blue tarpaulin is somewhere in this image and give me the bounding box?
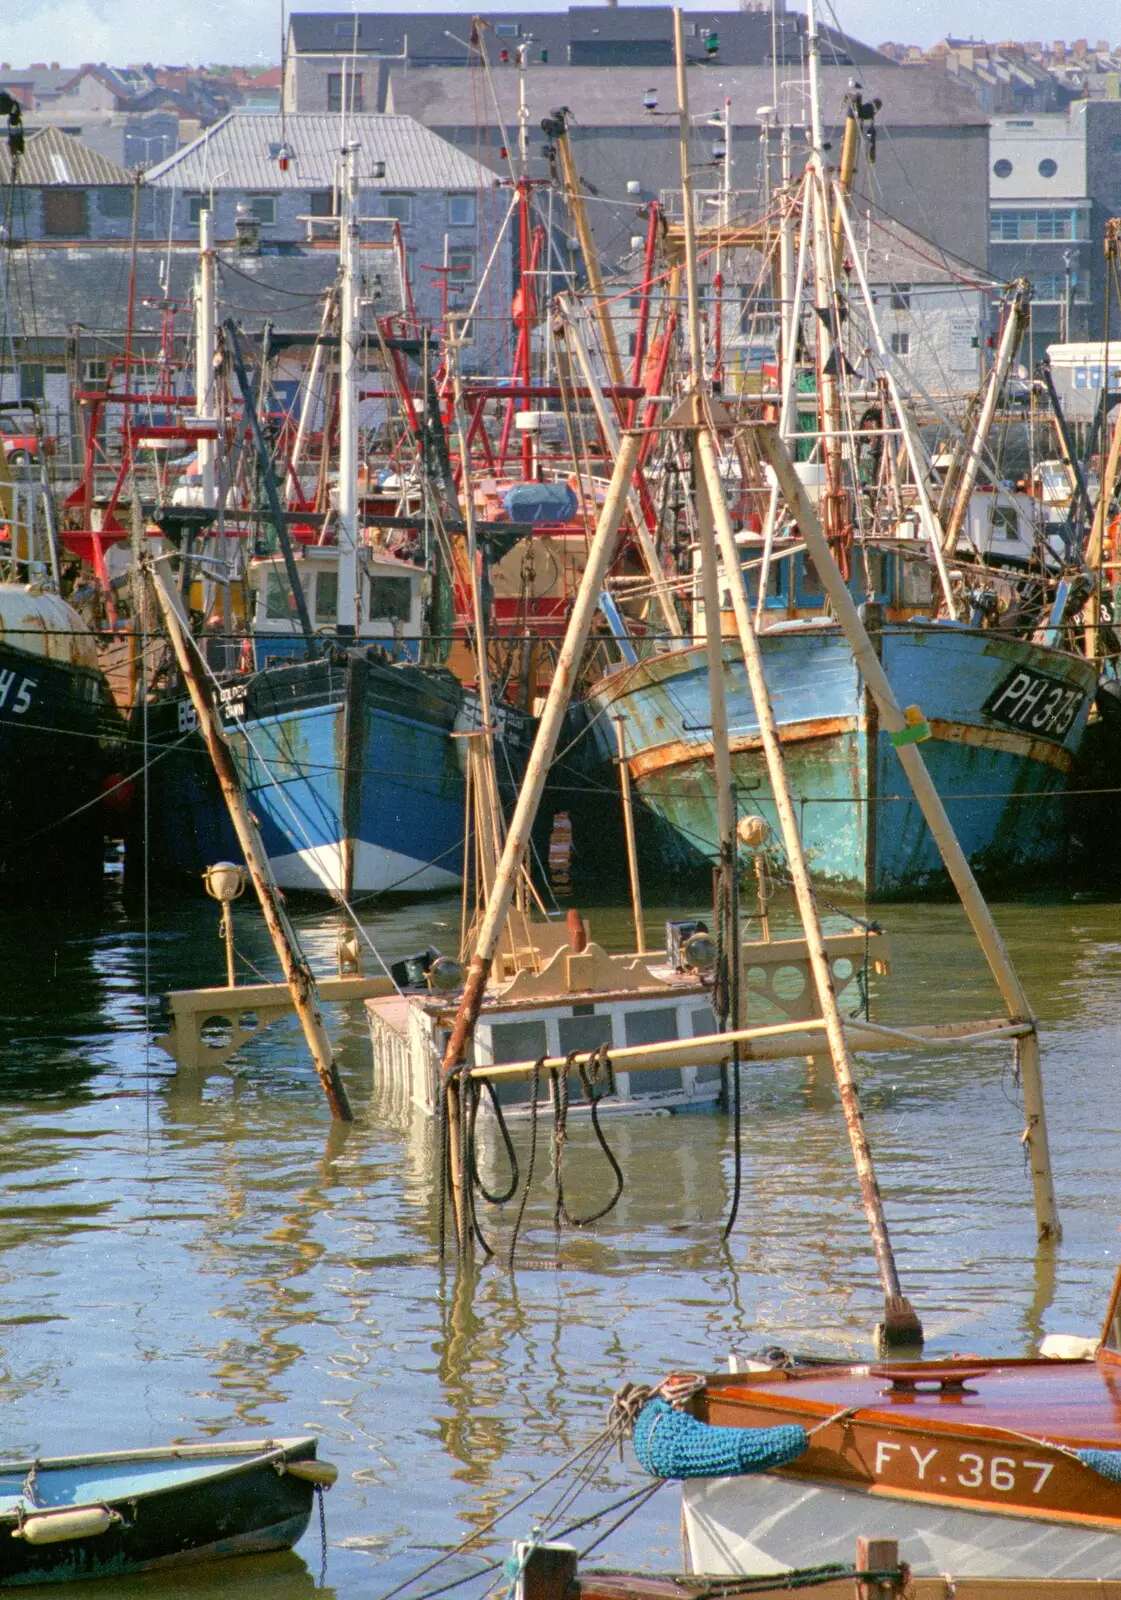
[502,481,578,524]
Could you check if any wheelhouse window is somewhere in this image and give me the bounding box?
[265,569,299,621]
[368,574,412,622]
[314,569,338,623]
[991,504,1020,542]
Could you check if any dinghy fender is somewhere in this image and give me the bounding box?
[632,1397,808,1479]
[14,1507,115,1544]
[284,1458,339,1486]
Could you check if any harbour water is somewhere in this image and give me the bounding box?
[1,879,1120,1598]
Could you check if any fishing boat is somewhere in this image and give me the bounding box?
[587,562,1097,896]
[135,154,535,897]
[0,582,126,889]
[0,1435,334,1586]
[622,1260,1121,1582]
[571,22,1101,899]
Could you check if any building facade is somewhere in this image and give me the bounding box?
[988,110,1092,354]
[142,112,512,372]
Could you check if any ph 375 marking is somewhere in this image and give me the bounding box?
[874,1442,1054,1494]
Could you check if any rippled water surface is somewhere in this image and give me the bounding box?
[1,878,1120,1598]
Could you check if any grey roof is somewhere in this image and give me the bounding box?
[0,125,132,186]
[142,110,499,190]
[387,61,982,130]
[1,243,396,339]
[0,67,76,104]
[287,7,886,68]
[856,209,998,287]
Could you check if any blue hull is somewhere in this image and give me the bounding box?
[587,622,1097,897]
[138,653,534,897]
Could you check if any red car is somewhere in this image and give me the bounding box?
[0,409,55,466]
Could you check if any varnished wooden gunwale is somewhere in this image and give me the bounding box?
[578,1575,1121,1600]
[691,1355,1121,1526]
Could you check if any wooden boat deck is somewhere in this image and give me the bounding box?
[702,1358,1121,1448]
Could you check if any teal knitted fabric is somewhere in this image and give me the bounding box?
[632,1398,807,1479]
[1077,1449,1121,1483]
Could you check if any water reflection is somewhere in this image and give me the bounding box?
[0,884,1118,1596]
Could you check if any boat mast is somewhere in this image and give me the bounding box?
[337,141,360,638]
[805,0,847,551]
[195,208,217,509]
[940,279,1032,556]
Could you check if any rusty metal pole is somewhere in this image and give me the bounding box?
[612,714,646,953]
[755,422,1059,1242]
[695,426,922,1345]
[149,563,354,1122]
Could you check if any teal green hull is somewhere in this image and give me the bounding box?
[587,622,1097,897]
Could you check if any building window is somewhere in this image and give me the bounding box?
[18,365,44,402]
[990,208,1085,242]
[83,359,108,391]
[448,247,475,283]
[377,193,413,224]
[447,193,476,227]
[495,21,520,36]
[309,189,335,217]
[99,186,132,219]
[1031,271,1087,302]
[247,194,277,226]
[327,71,363,113]
[889,282,912,312]
[1038,157,1058,178]
[890,332,911,357]
[992,158,1013,178]
[187,194,210,225]
[42,188,88,237]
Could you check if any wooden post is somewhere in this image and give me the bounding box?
[694,427,922,1345]
[613,715,647,954]
[221,902,236,989]
[437,432,643,1250]
[148,564,354,1122]
[855,1536,903,1600]
[755,422,1059,1241]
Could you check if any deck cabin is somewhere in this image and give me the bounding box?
[247,545,426,666]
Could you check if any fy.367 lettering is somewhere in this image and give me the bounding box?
[874,1442,1054,1495]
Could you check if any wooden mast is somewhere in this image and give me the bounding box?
[148,565,354,1123]
[755,424,1059,1243]
[674,3,921,1344]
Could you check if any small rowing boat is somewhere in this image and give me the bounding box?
[0,1435,335,1586]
